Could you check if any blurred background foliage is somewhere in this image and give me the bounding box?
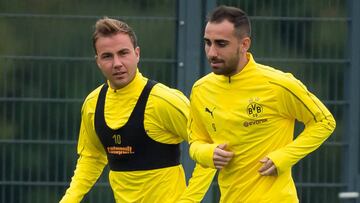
[0,0,351,202]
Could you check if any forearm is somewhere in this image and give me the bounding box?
[60,155,107,203]
[267,117,336,175]
[178,164,216,202]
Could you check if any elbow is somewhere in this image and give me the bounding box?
[189,143,196,161]
[320,114,336,136]
[327,114,336,133]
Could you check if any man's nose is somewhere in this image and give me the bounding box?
[113,55,123,68]
[207,45,218,58]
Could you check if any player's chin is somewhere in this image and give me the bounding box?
[112,78,130,89]
[212,68,226,75]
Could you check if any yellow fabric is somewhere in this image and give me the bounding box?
[188,53,336,203]
[60,70,216,203]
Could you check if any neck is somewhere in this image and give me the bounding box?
[238,53,249,71]
[226,53,248,77]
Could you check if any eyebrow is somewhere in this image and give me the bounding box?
[118,48,131,52]
[214,39,229,43]
[203,37,229,43]
[99,48,131,56]
[100,52,112,57]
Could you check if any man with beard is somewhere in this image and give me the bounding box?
[188,5,336,203]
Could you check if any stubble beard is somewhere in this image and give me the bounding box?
[211,52,240,76]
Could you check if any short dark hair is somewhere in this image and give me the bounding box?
[92,17,138,54]
[207,5,251,38]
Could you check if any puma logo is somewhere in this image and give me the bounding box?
[205,107,215,118]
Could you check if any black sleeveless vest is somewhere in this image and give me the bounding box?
[94,80,180,171]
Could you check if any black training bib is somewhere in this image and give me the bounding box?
[94,80,180,171]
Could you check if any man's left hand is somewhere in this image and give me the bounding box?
[258,157,278,176]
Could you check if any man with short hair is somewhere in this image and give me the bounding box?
[188,6,336,202]
[60,17,215,203]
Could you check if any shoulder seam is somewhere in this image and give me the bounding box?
[269,81,318,122]
[83,84,104,108]
[261,65,330,121]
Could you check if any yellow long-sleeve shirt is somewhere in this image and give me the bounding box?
[60,70,216,203]
[188,53,336,203]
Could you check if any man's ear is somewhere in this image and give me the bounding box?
[135,46,140,61]
[95,55,101,68]
[241,37,251,53]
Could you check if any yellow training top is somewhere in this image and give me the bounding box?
[60,70,216,203]
[188,53,336,203]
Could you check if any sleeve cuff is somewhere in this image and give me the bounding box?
[190,142,219,168]
[267,151,286,175]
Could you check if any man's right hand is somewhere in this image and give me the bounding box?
[213,144,234,169]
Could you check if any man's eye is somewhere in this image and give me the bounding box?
[204,40,211,46]
[217,42,227,47]
[101,55,112,59]
[120,51,129,56]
